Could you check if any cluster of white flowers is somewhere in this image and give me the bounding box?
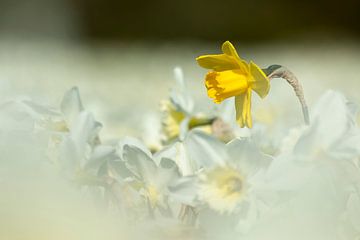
[1,67,360,240]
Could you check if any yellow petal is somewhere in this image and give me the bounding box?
[248,61,270,98]
[221,41,249,74]
[245,90,253,128]
[221,41,241,60]
[196,41,249,73]
[235,94,245,128]
[235,90,252,128]
[196,54,239,71]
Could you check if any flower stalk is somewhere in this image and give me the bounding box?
[263,65,310,125]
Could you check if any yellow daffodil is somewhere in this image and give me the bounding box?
[196,41,270,128]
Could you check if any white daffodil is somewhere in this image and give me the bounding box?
[55,88,139,213]
[152,130,208,177]
[161,67,226,143]
[245,165,360,240]
[121,138,180,218]
[15,87,103,173]
[267,91,360,194]
[217,98,289,155]
[287,90,360,160]
[0,89,126,212]
[169,130,273,233]
[33,87,124,210]
[161,67,194,142]
[19,87,87,134]
[55,90,159,217]
[55,87,102,173]
[0,90,106,178]
[251,91,360,240]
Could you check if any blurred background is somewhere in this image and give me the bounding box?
[0,0,359,139]
[1,0,359,41]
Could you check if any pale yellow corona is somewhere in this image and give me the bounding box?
[196,41,270,128]
[199,166,246,214]
[147,184,160,208]
[160,100,186,141]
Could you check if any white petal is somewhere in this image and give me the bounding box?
[227,137,272,175]
[178,116,190,141]
[70,111,102,151]
[306,90,349,150]
[330,132,360,160]
[58,136,80,172]
[265,155,315,191]
[168,176,199,206]
[61,87,84,127]
[184,129,228,168]
[84,145,117,170]
[117,136,152,159]
[155,142,198,176]
[122,145,157,182]
[169,67,194,114]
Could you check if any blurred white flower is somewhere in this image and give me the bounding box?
[161,67,194,142]
[141,112,162,152]
[54,87,102,173]
[170,67,195,115]
[292,90,360,160]
[121,140,180,218]
[161,67,233,143]
[169,130,273,233]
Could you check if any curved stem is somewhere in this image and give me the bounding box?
[263,65,310,125]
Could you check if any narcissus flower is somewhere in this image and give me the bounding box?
[161,67,220,142]
[169,130,272,216]
[198,165,246,213]
[196,41,270,128]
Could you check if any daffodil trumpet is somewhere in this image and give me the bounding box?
[262,64,310,125]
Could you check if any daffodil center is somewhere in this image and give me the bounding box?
[146,185,159,207]
[220,176,243,195]
[211,168,244,197]
[199,166,245,213]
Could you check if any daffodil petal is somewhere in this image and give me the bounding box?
[222,41,249,74]
[245,90,253,128]
[235,94,246,128]
[196,54,239,71]
[122,145,157,182]
[185,129,228,168]
[249,61,270,98]
[61,87,84,128]
[221,41,241,60]
[235,90,252,128]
